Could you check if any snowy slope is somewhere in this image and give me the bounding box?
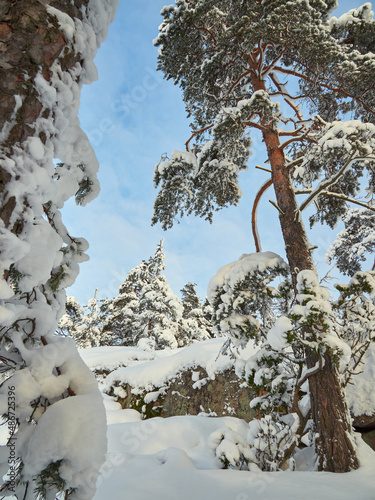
[78,343,375,500]
[94,400,375,500]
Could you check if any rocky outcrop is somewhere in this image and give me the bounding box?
[346,343,375,450]
[111,365,257,421]
[81,342,375,451]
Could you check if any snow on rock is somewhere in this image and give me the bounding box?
[80,345,157,373]
[91,405,375,500]
[346,342,375,417]
[80,338,235,394]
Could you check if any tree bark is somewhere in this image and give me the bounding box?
[252,75,359,472]
[0,0,86,234]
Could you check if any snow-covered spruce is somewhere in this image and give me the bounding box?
[60,291,113,349]
[76,242,213,349]
[0,1,118,499]
[178,282,212,347]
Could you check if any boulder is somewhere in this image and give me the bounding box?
[111,365,257,421]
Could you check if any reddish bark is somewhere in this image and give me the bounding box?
[251,74,359,472]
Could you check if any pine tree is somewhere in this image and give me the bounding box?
[100,268,141,345]
[136,241,183,349]
[178,283,212,346]
[0,1,118,497]
[57,296,85,338]
[151,1,375,472]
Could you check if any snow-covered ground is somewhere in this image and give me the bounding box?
[78,343,375,500]
[93,398,375,500]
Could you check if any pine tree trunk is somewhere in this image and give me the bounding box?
[0,0,85,237]
[252,77,359,472]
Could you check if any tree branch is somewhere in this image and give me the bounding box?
[185,124,214,152]
[295,188,375,213]
[273,66,375,117]
[251,178,273,252]
[184,21,217,44]
[269,72,304,121]
[298,155,375,213]
[251,157,304,252]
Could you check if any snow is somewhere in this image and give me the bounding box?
[207,252,287,301]
[346,341,375,417]
[91,400,375,500]
[22,394,106,495]
[80,338,236,394]
[267,316,292,350]
[0,278,13,300]
[70,338,375,498]
[330,3,374,28]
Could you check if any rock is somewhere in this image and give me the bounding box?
[112,365,257,421]
[361,429,375,451]
[352,413,375,430]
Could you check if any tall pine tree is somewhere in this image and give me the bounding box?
[151,1,375,472]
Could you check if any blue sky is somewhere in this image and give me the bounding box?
[64,0,368,305]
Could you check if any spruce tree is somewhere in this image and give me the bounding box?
[100,269,141,346]
[101,242,183,349]
[136,241,183,349]
[178,283,212,346]
[151,1,375,472]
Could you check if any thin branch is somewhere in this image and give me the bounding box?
[269,199,285,215]
[250,157,304,252]
[184,21,217,44]
[296,356,324,394]
[280,133,317,151]
[273,65,375,117]
[243,120,267,132]
[185,124,214,152]
[251,178,273,252]
[225,69,252,98]
[278,126,305,137]
[295,188,375,213]
[269,72,303,120]
[261,49,287,79]
[298,155,375,213]
[255,165,272,173]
